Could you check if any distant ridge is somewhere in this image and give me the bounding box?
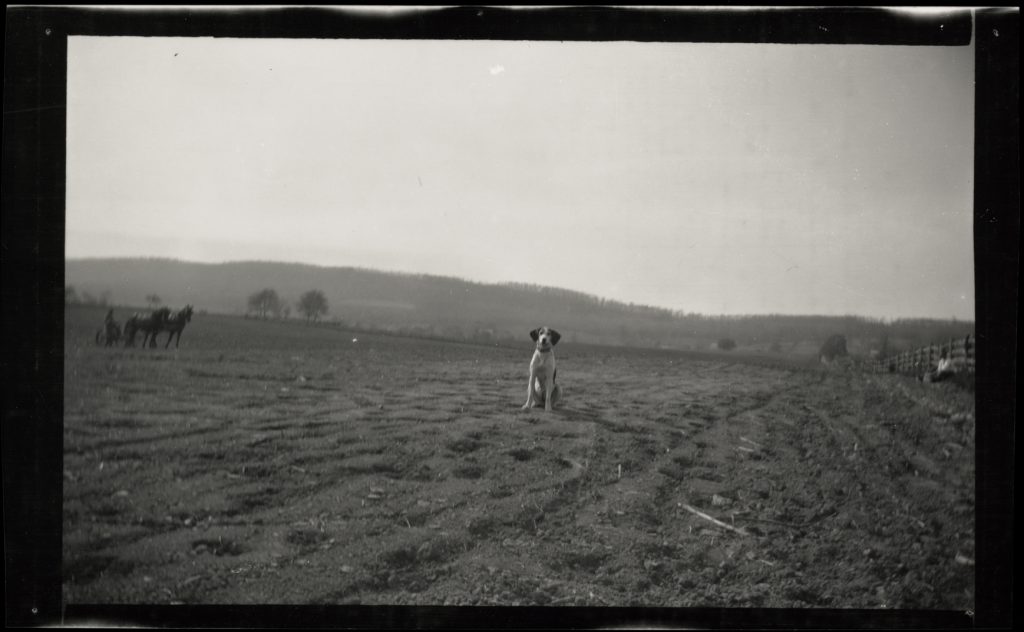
[65,257,973,354]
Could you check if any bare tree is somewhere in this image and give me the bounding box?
[247,288,282,319]
[297,289,329,323]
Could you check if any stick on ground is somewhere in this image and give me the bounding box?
[679,503,751,536]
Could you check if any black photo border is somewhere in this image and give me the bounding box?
[3,5,1016,629]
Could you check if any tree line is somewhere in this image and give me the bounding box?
[247,288,328,323]
[241,282,971,355]
[64,259,973,356]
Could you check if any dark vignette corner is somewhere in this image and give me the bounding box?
[3,6,69,628]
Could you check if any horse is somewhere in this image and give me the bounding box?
[122,314,141,347]
[124,307,171,348]
[157,305,194,349]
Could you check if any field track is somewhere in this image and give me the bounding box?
[64,306,975,608]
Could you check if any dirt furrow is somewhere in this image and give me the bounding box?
[63,309,976,608]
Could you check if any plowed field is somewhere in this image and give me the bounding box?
[63,307,975,609]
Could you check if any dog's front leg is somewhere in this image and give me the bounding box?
[543,374,554,411]
[522,369,537,409]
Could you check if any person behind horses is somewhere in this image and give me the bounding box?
[923,350,956,383]
[100,309,121,346]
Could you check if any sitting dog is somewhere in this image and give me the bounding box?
[522,326,562,411]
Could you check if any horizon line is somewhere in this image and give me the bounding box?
[64,254,976,324]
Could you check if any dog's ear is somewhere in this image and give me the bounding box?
[550,329,561,346]
[529,328,540,342]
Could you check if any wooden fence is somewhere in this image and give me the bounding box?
[874,334,975,376]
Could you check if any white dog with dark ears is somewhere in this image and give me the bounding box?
[522,327,562,411]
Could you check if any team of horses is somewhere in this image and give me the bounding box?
[96,305,194,349]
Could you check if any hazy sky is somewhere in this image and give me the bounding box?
[66,36,975,320]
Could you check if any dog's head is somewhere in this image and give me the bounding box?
[530,326,561,351]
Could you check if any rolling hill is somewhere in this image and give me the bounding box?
[65,257,973,355]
